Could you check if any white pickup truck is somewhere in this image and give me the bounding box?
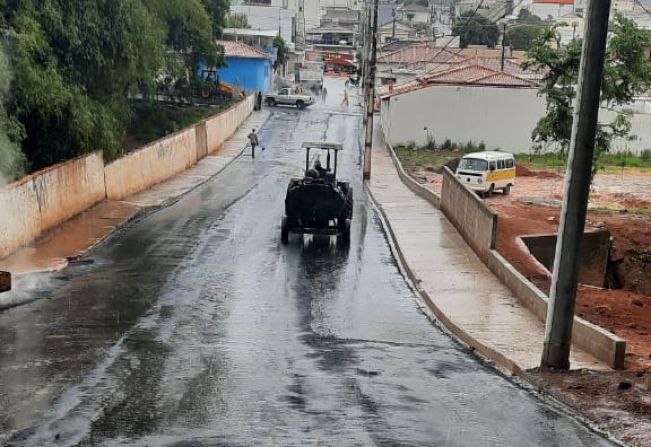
[264,88,314,109]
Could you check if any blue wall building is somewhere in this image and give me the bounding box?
[215,40,273,92]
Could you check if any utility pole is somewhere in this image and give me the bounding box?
[500,22,507,71]
[541,0,611,369]
[392,10,396,40]
[363,0,379,179]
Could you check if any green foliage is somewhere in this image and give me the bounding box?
[0,43,26,182]
[517,150,651,170]
[129,101,225,144]
[523,14,651,176]
[201,0,230,38]
[273,35,288,68]
[505,25,544,51]
[0,0,230,172]
[224,12,250,29]
[516,9,544,26]
[397,139,489,153]
[402,0,429,6]
[453,13,499,48]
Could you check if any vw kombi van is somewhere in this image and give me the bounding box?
[455,151,516,196]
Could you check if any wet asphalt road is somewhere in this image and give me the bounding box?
[0,80,616,447]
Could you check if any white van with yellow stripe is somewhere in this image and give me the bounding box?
[455,151,516,196]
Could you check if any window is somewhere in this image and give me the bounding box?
[458,158,488,171]
[506,159,514,169]
[497,160,504,169]
[489,161,496,171]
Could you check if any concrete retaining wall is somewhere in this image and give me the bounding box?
[105,96,254,200]
[105,128,198,200]
[522,230,610,288]
[206,95,255,154]
[386,142,441,208]
[440,167,497,262]
[386,143,626,369]
[486,250,626,369]
[0,152,106,259]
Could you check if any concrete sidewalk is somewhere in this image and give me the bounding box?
[368,130,606,372]
[0,110,270,276]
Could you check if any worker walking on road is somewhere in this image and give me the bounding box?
[341,87,349,108]
[248,128,262,158]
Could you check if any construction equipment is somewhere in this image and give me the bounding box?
[281,142,353,244]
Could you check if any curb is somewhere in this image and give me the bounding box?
[366,145,629,446]
[364,182,522,375]
[365,181,629,447]
[0,112,272,309]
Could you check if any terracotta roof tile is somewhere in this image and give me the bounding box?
[378,63,539,98]
[217,40,269,59]
[377,43,447,64]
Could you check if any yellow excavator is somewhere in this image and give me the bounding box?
[200,69,244,100]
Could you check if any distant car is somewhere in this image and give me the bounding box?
[281,142,353,244]
[264,87,314,109]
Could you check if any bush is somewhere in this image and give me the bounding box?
[641,149,651,162]
[442,139,453,150]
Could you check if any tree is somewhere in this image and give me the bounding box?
[273,35,287,70]
[523,14,651,171]
[453,13,499,48]
[505,25,543,51]
[402,0,429,6]
[4,0,165,168]
[0,44,26,181]
[201,0,230,39]
[516,9,543,26]
[0,0,229,172]
[224,12,250,29]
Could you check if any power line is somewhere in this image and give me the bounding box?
[400,0,529,70]
[632,0,651,18]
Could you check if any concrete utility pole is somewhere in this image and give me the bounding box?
[541,0,611,369]
[500,22,507,72]
[363,0,379,179]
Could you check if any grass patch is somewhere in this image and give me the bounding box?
[516,150,651,173]
[393,140,491,171]
[127,101,230,147]
[394,147,462,170]
[589,205,651,216]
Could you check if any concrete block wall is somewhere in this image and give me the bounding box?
[206,95,255,154]
[440,167,497,262]
[0,152,106,259]
[0,98,256,259]
[434,160,625,368]
[105,127,198,200]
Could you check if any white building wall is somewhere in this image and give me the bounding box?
[381,85,651,154]
[381,85,547,153]
[531,3,575,19]
[231,5,296,44]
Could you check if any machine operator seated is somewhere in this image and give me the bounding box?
[305,159,330,180]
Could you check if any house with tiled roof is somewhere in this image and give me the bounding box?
[396,2,430,24]
[215,40,273,91]
[378,20,420,45]
[378,63,547,154]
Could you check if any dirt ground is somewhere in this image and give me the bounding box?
[412,165,651,371]
[525,368,651,447]
[408,161,651,445]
